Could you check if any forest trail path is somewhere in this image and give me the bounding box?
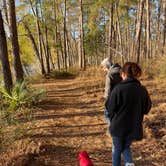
[2,75,166,166]
[23,77,109,166]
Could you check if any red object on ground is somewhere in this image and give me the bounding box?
[78,151,94,166]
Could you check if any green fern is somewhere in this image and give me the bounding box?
[0,81,46,110]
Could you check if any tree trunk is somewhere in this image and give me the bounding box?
[108,2,114,60]
[67,31,76,67]
[66,30,71,67]
[9,0,24,81]
[44,26,51,73]
[135,0,144,63]
[64,0,67,71]
[155,0,161,56]
[40,24,50,74]
[49,49,55,70]
[58,31,65,69]
[113,23,117,62]
[163,1,166,49]
[53,0,60,70]
[0,10,13,90]
[23,22,40,61]
[78,0,86,70]
[23,22,46,75]
[115,3,124,65]
[2,0,9,24]
[125,22,130,61]
[39,1,51,74]
[146,0,151,59]
[35,4,46,75]
[56,4,65,69]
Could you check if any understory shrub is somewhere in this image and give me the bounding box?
[0,81,46,110]
[50,70,76,79]
[0,81,45,152]
[141,55,166,78]
[158,56,166,77]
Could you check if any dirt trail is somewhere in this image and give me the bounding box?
[15,78,109,166]
[1,76,166,166]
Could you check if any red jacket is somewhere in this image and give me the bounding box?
[78,151,94,166]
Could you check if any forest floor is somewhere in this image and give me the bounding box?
[0,69,166,166]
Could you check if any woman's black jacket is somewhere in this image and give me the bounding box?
[105,78,151,140]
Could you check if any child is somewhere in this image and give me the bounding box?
[106,62,151,166]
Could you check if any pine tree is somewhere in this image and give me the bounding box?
[0,10,13,90]
[9,0,24,81]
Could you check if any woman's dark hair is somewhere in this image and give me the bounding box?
[121,62,142,78]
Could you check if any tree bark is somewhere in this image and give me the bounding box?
[78,0,86,70]
[39,1,51,74]
[155,0,161,56]
[23,21,46,74]
[64,0,67,71]
[9,0,24,81]
[35,3,46,75]
[53,0,60,70]
[0,10,13,90]
[44,25,51,73]
[163,1,166,48]
[108,2,114,60]
[2,0,9,24]
[146,0,151,59]
[115,2,124,65]
[135,0,144,63]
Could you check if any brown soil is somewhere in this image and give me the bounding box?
[0,73,165,166]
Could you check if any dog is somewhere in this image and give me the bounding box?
[78,151,94,166]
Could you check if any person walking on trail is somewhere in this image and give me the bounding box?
[101,58,122,126]
[106,62,152,166]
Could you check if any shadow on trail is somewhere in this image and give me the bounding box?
[146,115,165,140]
[28,123,106,131]
[91,148,158,165]
[47,86,83,94]
[18,96,102,123]
[8,145,158,166]
[13,79,107,165]
[33,110,103,121]
[46,83,103,96]
[8,145,77,166]
[36,97,99,110]
[25,131,105,139]
[48,93,82,98]
[19,106,103,124]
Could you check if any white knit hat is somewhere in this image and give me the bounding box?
[101,58,112,69]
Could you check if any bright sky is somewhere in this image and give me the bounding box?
[16,0,22,6]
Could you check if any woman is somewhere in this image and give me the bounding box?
[106,62,151,166]
[100,58,122,126]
